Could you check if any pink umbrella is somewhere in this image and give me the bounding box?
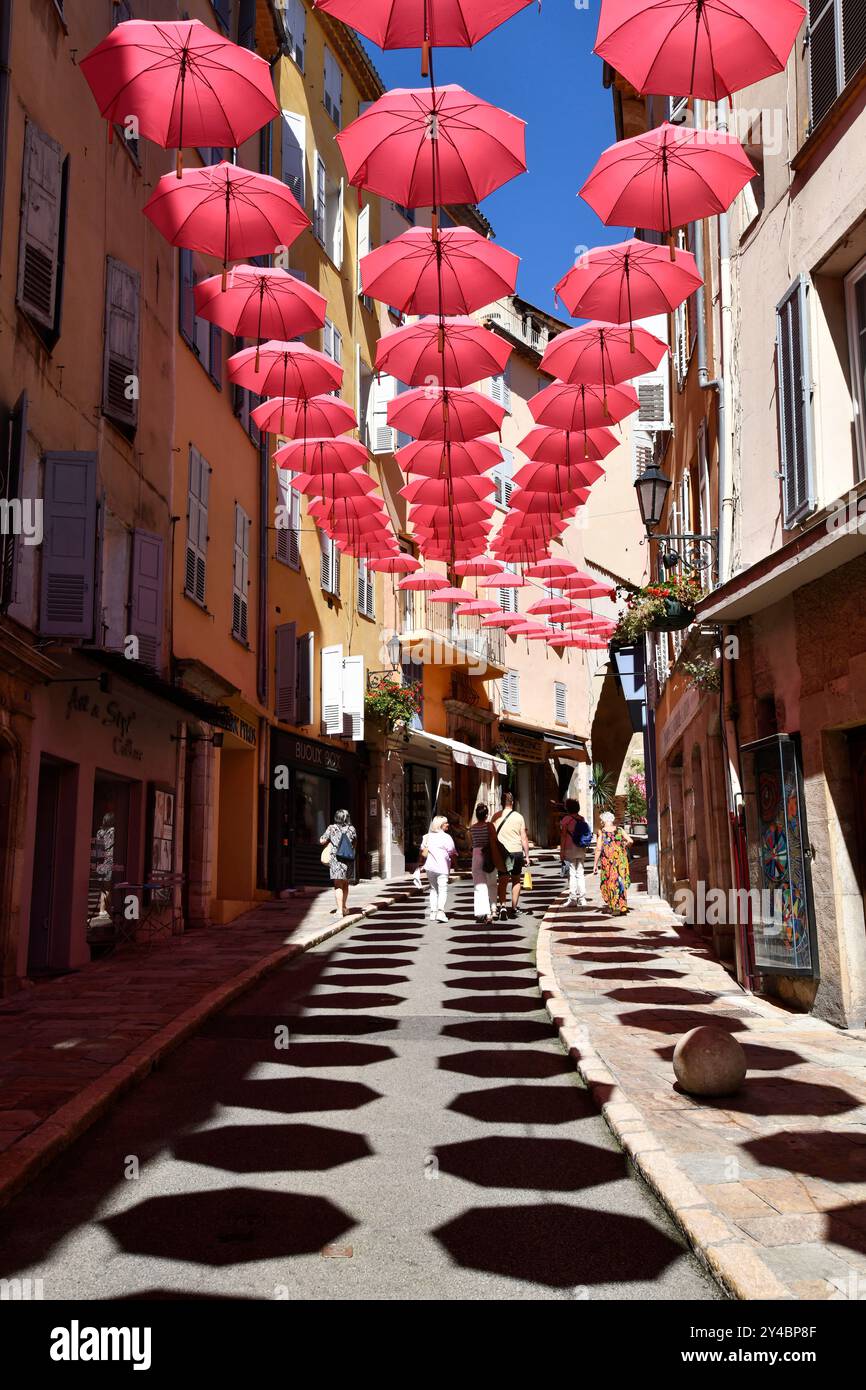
[397,439,502,478]
[560,578,616,600]
[314,1,534,73]
[293,471,378,499]
[398,569,450,591]
[594,0,806,102]
[482,612,525,629]
[389,387,507,442]
[555,238,702,328]
[428,587,471,604]
[507,621,549,637]
[362,227,519,316]
[143,164,308,281]
[547,635,592,649]
[336,85,527,213]
[375,317,512,388]
[410,501,495,526]
[478,572,527,589]
[80,18,279,174]
[454,599,500,615]
[253,395,357,438]
[510,490,588,515]
[530,381,639,432]
[228,341,342,398]
[519,426,620,466]
[367,553,421,573]
[274,437,368,474]
[453,557,503,576]
[527,598,575,617]
[541,323,669,385]
[580,123,756,251]
[195,267,326,352]
[400,475,496,505]
[513,460,606,491]
[525,559,580,580]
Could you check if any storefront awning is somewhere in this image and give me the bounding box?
[550,737,591,766]
[409,730,507,776]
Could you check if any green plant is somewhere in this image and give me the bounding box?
[681,656,721,693]
[613,573,704,644]
[364,678,423,732]
[626,772,648,821]
[590,762,616,812]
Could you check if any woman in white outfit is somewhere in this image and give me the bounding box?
[421,815,457,922]
[469,804,505,925]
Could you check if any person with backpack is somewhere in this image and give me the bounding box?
[320,808,357,918]
[560,798,593,906]
[470,804,505,925]
[492,791,532,920]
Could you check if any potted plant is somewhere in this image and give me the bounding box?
[364,677,423,734]
[613,574,703,644]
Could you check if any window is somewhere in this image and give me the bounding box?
[323,46,343,128]
[673,299,689,388]
[275,621,298,723]
[321,643,343,734]
[281,110,305,207]
[102,258,141,433]
[636,356,671,430]
[17,120,67,344]
[501,669,520,714]
[369,374,396,453]
[358,358,376,450]
[232,337,262,445]
[185,447,209,605]
[357,203,372,306]
[232,505,251,643]
[180,249,222,388]
[1,394,27,613]
[129,530,164,670]
[211,0,230,32]
[314,155,343,267]
[282,0,306,70]
[499,565,519,614]
[342,655,364,740]
[320,531,341,597]
[554,681,568,725]
[845,256,866,481]
[492,447,515,509]
[776,276,816,526]
[392,202,416,225]
[808,0,866,133]
[39,452,97,638]
[357,557,375,619]
[401,659,424,729]
[276,468,301,568]
[323,318,343,366]
[491,367,512,411]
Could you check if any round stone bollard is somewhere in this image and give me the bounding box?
[673,1025,746,1097]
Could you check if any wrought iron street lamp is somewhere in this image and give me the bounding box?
[634,462,673,533]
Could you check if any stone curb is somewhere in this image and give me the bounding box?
[0,882,418,1212]
[536,906,793,1303]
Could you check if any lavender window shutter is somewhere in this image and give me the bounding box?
[275,621,297,723]
[179,248,195,346]
[1,392,28,613]
[39,451,97,637]
[130,529,164,669]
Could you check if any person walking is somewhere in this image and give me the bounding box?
[470,804,504,925]
[493,791,531,920]
[593,810,633,916]
[320,808,357,918]
[421,815,457,922]
[560,798,592,906]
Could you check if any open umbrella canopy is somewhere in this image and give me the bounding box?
[389,387,507,442]
[513,459,606,491]
[313,1,534,51]
[453,557,503,576]
[400,475,496,505]
[580,122,756,236]
[361,227,520,316]
[555,238,703,323]
[547,634,593,649]
[253,395,357,438]
[478,571,527,589]
[143,163,308,265]
[195,267,326,342]
[273,437,368,473]
[527,598,575,616]
[367,553,421,573]
[510,490,588,515]
[397,439,502,478]
[228,341,342,396]
[529,381,639,431]
[375,317,512,388]
[560,577,616,599]
[336,85,527,208]
[428,586,472,604]
[398,569,451,591]
[292,470,378,499]
[524,559,580,580]
[594,0,806,102]
[453,599,500,615]
[518,425,620,466]
[80,18,279,158]
[541,322,670,385]
[410,500,495,525]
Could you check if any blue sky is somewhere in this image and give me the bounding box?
[361,2,630,321]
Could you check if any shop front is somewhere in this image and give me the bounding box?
[498,724,566,847]
[268,730,365,891]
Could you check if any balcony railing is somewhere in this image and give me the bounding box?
[399,590,506,674]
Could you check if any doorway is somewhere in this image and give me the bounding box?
[848,727,866,935]
[405,763,436,864]
[28,756,76,975]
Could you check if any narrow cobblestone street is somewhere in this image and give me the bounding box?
[0,864,718,1300]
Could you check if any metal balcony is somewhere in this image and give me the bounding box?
[398,591,507,676]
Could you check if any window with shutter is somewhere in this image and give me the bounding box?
[401,659,424,729]
[102,258,141,432]
[275,620,298,723]
[499,567,519,614]
[1,393,27,614]
[282,0,306,70]
[357,558,375,619]
[501,669,520,713]
[323,47,343,128]
[211,0,230,32]
[232,504,250,643]
[298,631,315,725]
[845,257,866,480]
[492,447,514,509]
[638,377,670,428]
[17,121,64,335]
[185,447,209,605]
[371,375,396,453]
[281,110,306,207]
[320,530,340,596]
[776,276,816,526]
[357,203,371,300]
[342,655,365,741]
[321,643,344,735]
[39,452,97,638]
[180,249,222,387]
[276,468,302,569]
[129,530,164,670]
[554,682,568,725]
[313,152,327,244]
[808,1,866,131]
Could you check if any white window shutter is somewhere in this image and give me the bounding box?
[372,374,396,453]
[357,557,374,618]
[321,643,344,735]
[342,654,365,741]
[186,447,208,603]
[280,110,306,208]
[233,504,250,642]
[357,204,370,293]
[636,358,671,430]
[17,121,63,331]
[320,531,340,595]
[333,178,344,270]
[314,151,326,243]
[555,681,567,724]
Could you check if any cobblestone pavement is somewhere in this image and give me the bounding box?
[541,879,866,1301]
[0,864,718,1300]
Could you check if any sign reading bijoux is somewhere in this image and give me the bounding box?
[65,686,144,762]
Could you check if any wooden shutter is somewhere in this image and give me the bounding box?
[130,529,164,669]
[102,258,141,430]
[212,0,230,30]
[179,248,195,346]
[492,447,514,508]
[17,121,63,332]
[314,152,326,243]
[233,504,250,642]
[637,358,671,428]
[357,203,370,294]
[321,643,344,734]
[342,654,365,741]
[298,631,314,725]
[209,320,222,389]
[185,447,208,603]
[323,47,343,127]
[284,0,306,69]
[843,0,866,85]
[39,452,97,637]
[275,620,298,722]
[808,1,841,129]
[776,276,816,526]
[357,557,374,618]
[281,110,306,208]
[372,374,396,453]
[555,682,568,724]
[333,178,344,269]
[502,670,519,713]
[276,468,301,568]
[1,393,27,613]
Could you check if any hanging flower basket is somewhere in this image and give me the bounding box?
[650,598,696,632]
[613,575,703,644]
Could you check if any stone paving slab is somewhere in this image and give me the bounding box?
[0,875,416,1208]
[538,885,866,1301]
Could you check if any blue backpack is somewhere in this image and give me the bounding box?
[336,830,356,862]
[569,816,593,849]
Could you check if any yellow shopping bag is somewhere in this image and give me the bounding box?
[523,869,533,891]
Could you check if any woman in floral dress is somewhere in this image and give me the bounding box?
[593,811,633,915]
